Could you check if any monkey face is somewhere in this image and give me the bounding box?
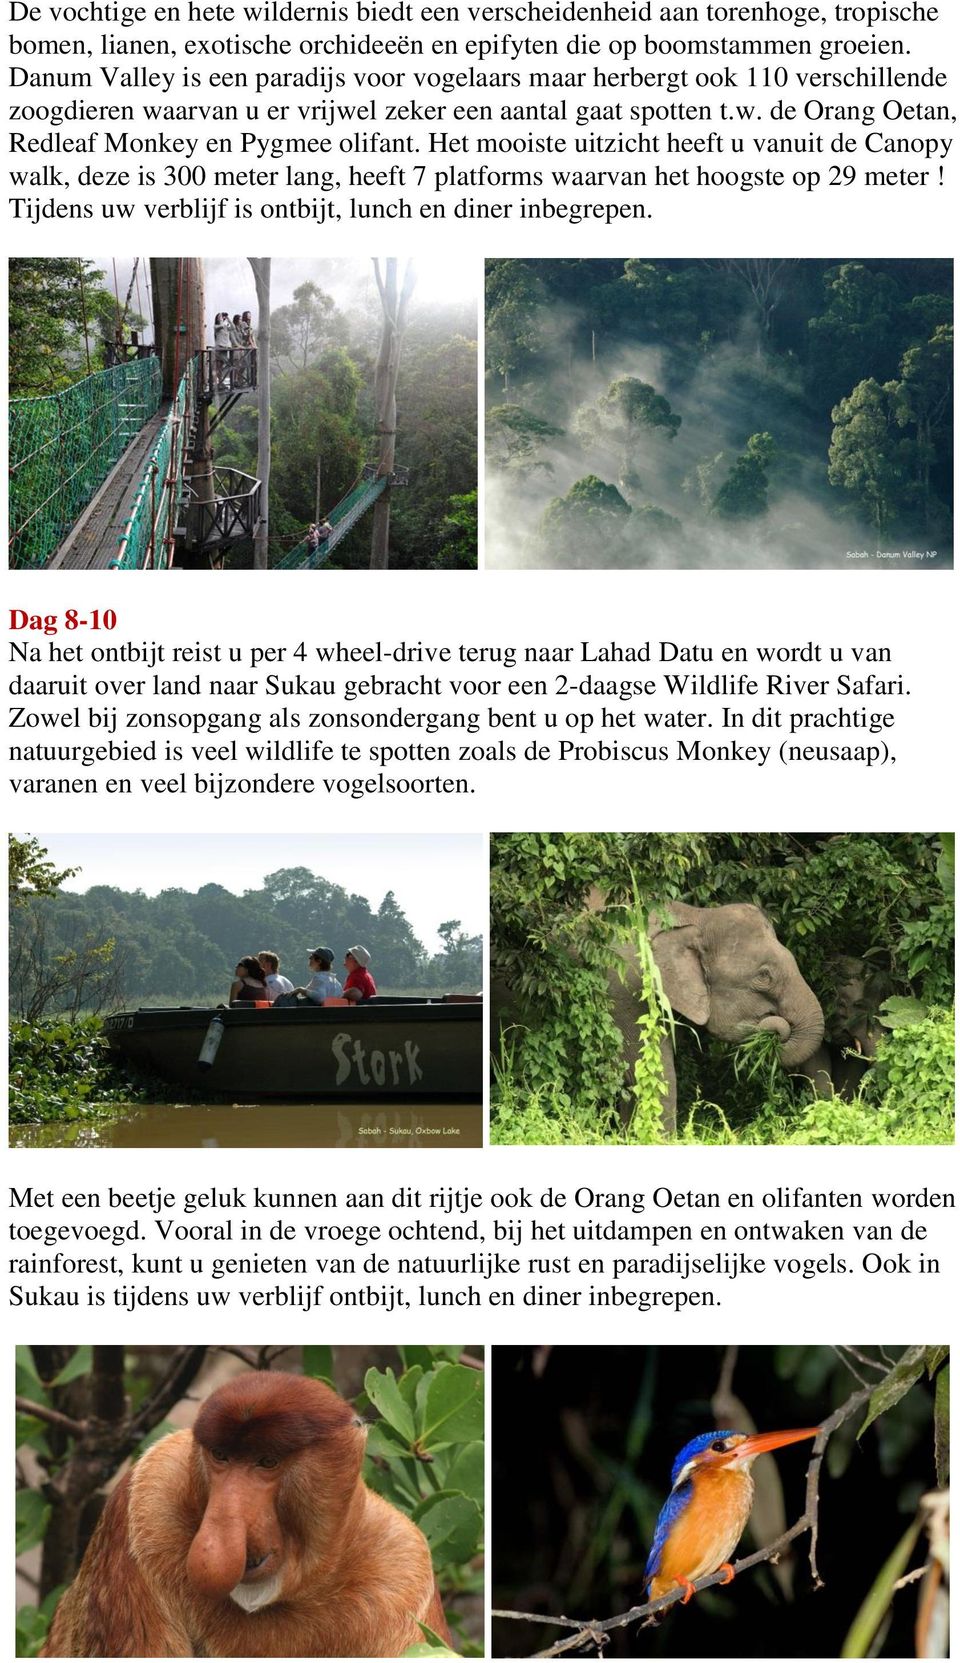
[186,1449,292,1608]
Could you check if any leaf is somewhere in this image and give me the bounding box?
[302,1345,334,1384]
[50,1345,92,1386]
[877,996,928,1029]
[933,1363,949,1488]
[924,1345,948,1379]
[399,1345,461,1371]
[419,1366,483,1449]
[840,1516,922,1657]
[412,1492,482,1568]
[859,1347,926,1437]
[16,1489,52,1556]
[442,1441,485,1508]
[364,1367,416,1444]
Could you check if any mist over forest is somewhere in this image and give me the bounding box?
[485,258,953,570]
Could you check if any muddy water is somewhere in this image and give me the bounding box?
[11,1101,483,1150]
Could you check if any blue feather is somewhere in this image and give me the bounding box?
[644,1479,692,1582]
[669,1430,743,1487]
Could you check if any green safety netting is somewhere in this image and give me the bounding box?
[273,475,388,570]
[9,358,162,570]
[112,365,193,570]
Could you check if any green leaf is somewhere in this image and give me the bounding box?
[50,1345,93,1386]
[15,1347,45,1391]
[16,1489,52,1556]
[442,1441,484,1508]
[412,1492,482,1568]
[364,1367,416,1444]
[399,1345,461,1371]
[840,1516,922,1657]
[924,1345,948,1378]
[859,1347,925,1437]
[934,1363,949,1488]
[419,1366,483,1449]
[877,996,928,1029]
[302,1346,334,1384]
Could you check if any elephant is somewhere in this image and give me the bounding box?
[800,956,889,1099]
[593,895,826,1133]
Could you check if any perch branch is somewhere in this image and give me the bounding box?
[494,1380,874,1657]
[127,1346,209,1442]
[16,1398,87,1439]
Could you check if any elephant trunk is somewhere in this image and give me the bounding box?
[777,987,825,1068]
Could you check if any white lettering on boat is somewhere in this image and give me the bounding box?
[331,1033,423,1088]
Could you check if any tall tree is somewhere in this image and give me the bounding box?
[370,258,416,570]
[249,258,271,569]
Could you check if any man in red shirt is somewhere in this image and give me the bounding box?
[343,945,377,1002]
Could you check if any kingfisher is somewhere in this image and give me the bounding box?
[644,1427,819,1606]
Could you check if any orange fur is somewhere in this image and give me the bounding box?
[42,1374,451,1658]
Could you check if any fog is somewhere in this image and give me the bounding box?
[99,256,478,345]
[486,292,951,572]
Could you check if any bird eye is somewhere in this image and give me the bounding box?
[257,1456,279,1469]
[710,1438,729,1452]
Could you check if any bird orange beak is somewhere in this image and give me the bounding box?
[726,1427,820,1463]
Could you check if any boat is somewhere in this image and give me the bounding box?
[103,996,482,1100]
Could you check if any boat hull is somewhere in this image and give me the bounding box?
[103,1000,482,1100]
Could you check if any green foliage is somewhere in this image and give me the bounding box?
[711,431,776,519]
[491,833,953,1145]
[435,491,478,570]
[9,259,119,396]
[9,835,79,905]
[864,1008,954,1129]
[357,1352,484,1647]
[9,1016,155,1125]
[539,476,631,553]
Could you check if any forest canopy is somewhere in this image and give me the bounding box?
[485,258,953,569]
[10,853,483,1017]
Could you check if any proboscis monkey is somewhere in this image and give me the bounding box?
[42,1371,451,1657]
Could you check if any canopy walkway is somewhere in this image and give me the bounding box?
[273,470,390,570]
[10,343,401,572]
[9,350,259,571]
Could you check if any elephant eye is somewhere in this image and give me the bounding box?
[753,967,773,986]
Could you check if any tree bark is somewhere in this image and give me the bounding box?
[249,258,271,570]
[370,259,415,570]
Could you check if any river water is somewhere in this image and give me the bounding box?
[11,1101,483,1150]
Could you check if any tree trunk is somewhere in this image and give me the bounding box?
[249,258,271,570]
[370,259,415,570]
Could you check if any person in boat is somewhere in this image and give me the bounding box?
[343,946,377,1003]
[298,947,343,1004]
[229,956,271,1005]
[258,950,294,1002]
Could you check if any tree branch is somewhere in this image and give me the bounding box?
[15,1398,87,1439]
[493,1379,874,1657]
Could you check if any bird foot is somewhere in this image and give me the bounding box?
[678,1577,697,1605]
[718,1563,736,1587]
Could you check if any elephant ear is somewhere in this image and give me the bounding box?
[651,923,710,1026]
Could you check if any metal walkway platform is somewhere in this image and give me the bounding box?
[47,406,171,571]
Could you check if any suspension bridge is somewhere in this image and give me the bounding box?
[9,350,395,573]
